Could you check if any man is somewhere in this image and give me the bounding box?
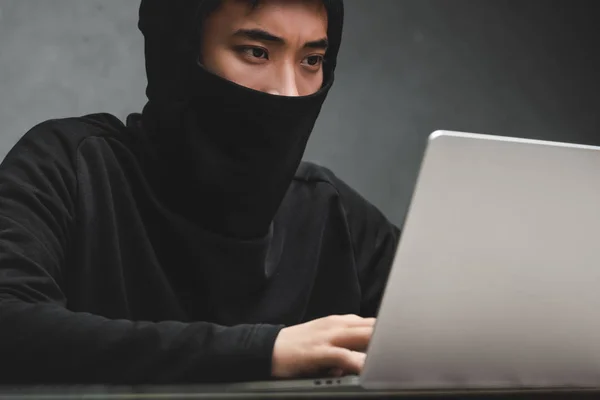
[0,0,399,384]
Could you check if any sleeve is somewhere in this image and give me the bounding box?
[328,172,401,318]
[0,121,282,384]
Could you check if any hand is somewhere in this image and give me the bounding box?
[271,314,375,379]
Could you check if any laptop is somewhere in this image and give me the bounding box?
[152,130,600,396]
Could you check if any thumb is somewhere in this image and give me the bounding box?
[328,368,345,377]
[317,347,366,375]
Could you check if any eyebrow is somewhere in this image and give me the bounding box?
[232,28,329,50]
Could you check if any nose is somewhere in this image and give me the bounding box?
[267,63,300,97]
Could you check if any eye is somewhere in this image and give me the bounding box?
[238,46,269,60]
[301,55,324,69]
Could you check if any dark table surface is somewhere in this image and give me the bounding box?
[1,386,600,399]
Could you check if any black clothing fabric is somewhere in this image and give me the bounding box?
[0,0,399,385]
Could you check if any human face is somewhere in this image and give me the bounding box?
[200,0,329,97]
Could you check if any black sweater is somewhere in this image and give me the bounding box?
[0,113,399,384]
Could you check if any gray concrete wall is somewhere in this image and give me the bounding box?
[1,0,598,226]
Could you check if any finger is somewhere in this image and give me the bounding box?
[329,315,376,327]
[329,326,373,352]
[317,347,366,375]
[346,316,376,327]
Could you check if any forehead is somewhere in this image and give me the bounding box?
[212,0,328,39]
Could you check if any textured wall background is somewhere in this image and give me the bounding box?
[0,0,598,226]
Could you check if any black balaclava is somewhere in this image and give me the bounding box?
[134,0,344,240]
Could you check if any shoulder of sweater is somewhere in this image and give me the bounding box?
[10,113,126,156]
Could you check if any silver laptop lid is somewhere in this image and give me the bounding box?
[362,130,600,391]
